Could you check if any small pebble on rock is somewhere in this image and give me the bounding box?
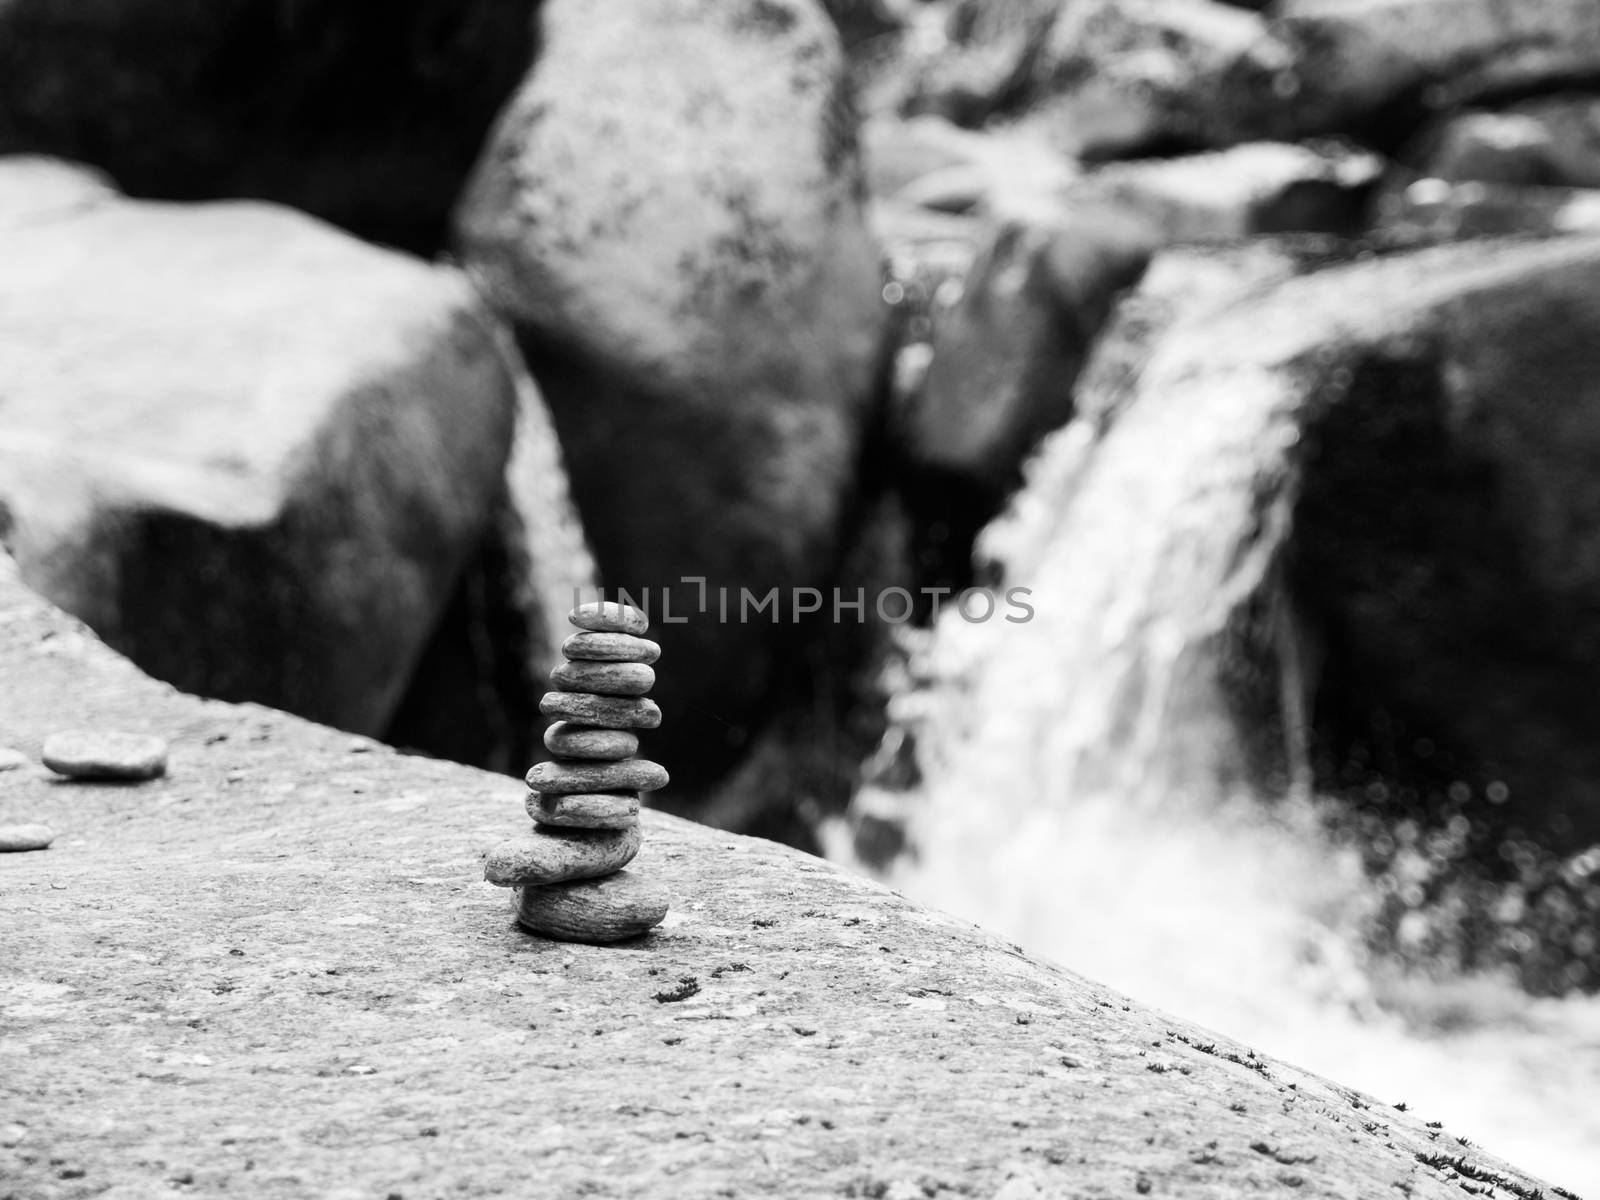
[526,790,640,829]
[568,601,649,636]
[484,824,642,887]
[513,870,669,943]
[0,823,56,853]
[41,730,168,781]
[561,631,660,663]
[550,660,655,697]
[543,722,639,761]
[539,692,661,729]
[526,758,668,795]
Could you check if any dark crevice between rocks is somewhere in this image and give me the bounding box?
[385,520,541,777]
[0,0,541,255]
[1287,348,1600,994]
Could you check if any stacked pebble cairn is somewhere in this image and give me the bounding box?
[484,601,671,943]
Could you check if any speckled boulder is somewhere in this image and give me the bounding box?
[455,0,890,791]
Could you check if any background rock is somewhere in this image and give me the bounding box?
[1076,141,1382,241]
[902,0,1289,156]
[1404,95,1600,189]
[1274,0,1600,145]
[0,0,534,252]
[456,0,891,794]
[903,205,1156,498]
[0,163,516,737]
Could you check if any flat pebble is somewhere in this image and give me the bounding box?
[513,870,669,943]
[562,632,660,664]
[0,747,28,772]
[539,692,661,730]
[484,824,641,887]
[550,660,655,697]
[41,730,168,781]
[543,723,639,761]
[0,823,55,853]
[526,790,640,829]
[569,601,649,635]
[526,758,668,795]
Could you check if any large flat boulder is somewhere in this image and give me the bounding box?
[0,161,518,738]
[0,554,1564,1199]
[0,0,534,251]
[455,0,891,792]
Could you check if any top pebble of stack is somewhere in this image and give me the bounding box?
[569,601,649,636]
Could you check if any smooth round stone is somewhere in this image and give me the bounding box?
[526,758,668,795]
[0,747,28,772]
[483,824,641,887]
[550,660,655,697]
[41,730,168,781]
[543,722,639,761]
[562,632,660,664]
[539,692,661,730]
[526,790,640,829]
[513,870,669,944]
[0,824,55,853]
[569,601,649,635]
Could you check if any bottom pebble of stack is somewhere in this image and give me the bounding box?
[513,870,669,943]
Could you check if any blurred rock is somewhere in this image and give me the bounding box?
[897,0,1061,127]
[819,0,906,52]
[456,0,889,792]
[0,155,113,227]
[1274,0,1600,141]
[0,162,517,737]
[1374,177,1600,243]
[904,0,1289,157]
[903,207,1157,496]
[1075,141,1382,242]
[1406,96,1600,189]
[0,0,533,252]
[927,233,1600,858]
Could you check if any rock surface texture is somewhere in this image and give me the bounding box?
[455,0,891,792]
[0,160,585,747]
[0,553,1562,1199]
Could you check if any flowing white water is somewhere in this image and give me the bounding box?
[857,242,1600,1195]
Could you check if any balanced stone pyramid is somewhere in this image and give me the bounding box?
[484,601,670,943]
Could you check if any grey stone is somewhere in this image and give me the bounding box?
[482,824,642,887]
[539,692,662,730]
[550,660,655,697]
[526,790,641,829]
[561,631,661,664]
[0,165,518,737]
[513,870,669,943]
[542,722,640,761]
[0,746,27,771]
[526,759,669,795]
[41,730,167,781]
[568,601,649,636]
[456,0,887,793]
[0,823,54,852]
